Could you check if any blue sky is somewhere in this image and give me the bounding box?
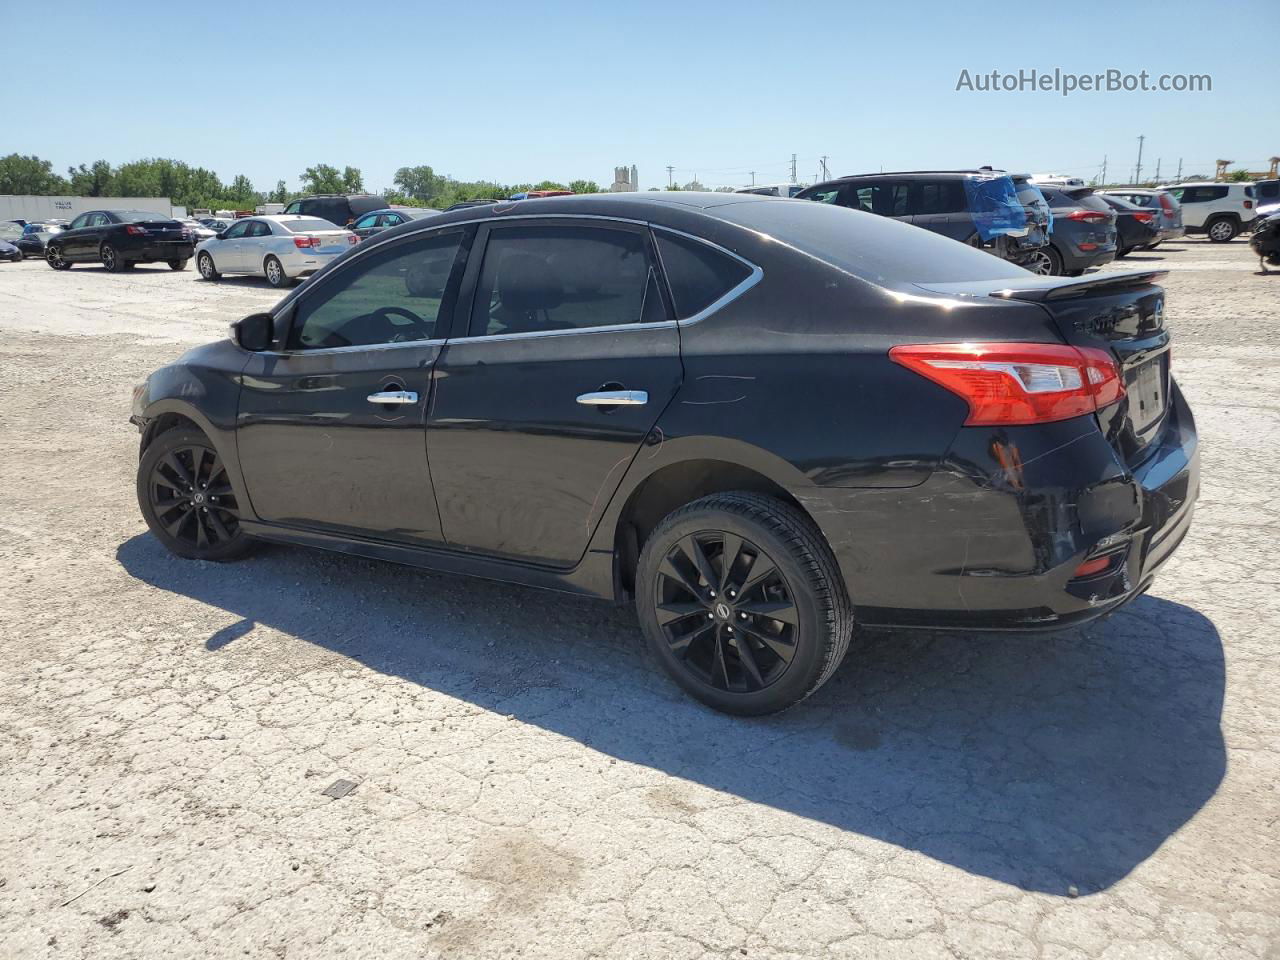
[3,0,1275,192]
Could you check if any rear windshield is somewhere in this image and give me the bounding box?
[1079,194,1113,213]
[723,198,1030,287]
[282,218,343,233]
[115,210,172,223]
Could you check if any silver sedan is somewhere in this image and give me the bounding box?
[194,215,357,287]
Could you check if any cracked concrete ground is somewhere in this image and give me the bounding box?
[0,239,1277,959]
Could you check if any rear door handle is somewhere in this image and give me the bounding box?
[576,390,648,406]
[367,390,419,405]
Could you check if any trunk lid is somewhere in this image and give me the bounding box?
[914,270,1172,466]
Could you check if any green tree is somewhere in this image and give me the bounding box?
[1227,169,1253,183]
[225,174,257,207]
[269,180,292,204]
[0,153,69,194]
[532,180,569,192]
[67,160,115,196]
[568,179,601,194]
[301,164,345,194]
[342,166,364,192]
[393,165,438,202]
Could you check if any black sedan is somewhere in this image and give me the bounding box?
[0,222,23,261]
[45,209,195,272]
[130,193,1197,715]
[1098,195,1161,257]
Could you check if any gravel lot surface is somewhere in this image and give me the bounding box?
[1,240,1277,959]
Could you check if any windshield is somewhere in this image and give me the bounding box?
[282,218,342,233]
[0,222,22,240]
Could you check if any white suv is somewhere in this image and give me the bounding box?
[1160,182,1257,242]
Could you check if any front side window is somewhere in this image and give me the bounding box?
[69,214,90,229]
[656,232,752,319]
[290,232,463,349]
[470,225,660,336]
[805,186,846,205]
[354,214,379,229]
[283,201,302,214]
[223,221,250,239]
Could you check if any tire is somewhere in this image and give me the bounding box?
[1116,245,1131,259]
[136,428,256,562]
[264,255,288,288]
[198,252,220,280]
[168,258,189,271]
[1207,217,1238,243]
[635,492,853,715]
[45,246,72,270]
[1027,245,1063,276]
[100,243,126,272]
[1147,241,1162,250]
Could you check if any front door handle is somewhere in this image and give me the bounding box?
[367,390,419,405]
[576,390,648,407]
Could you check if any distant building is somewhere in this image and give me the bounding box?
[610,165,638,193]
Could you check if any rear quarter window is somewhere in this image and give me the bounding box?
[656,232,753,319]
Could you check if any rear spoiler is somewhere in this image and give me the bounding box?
[989,269,1168,303]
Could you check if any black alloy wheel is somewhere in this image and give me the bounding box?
[46,246,71,270]
[655,530,799,693]
[637,492,853,715]
[137,429,254,561]
[101,243,125,272]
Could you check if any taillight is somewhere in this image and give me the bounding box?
[1133,211,1155,223]
[1158,193,1175,216]
[293,236,318,249]
[125,225,148,235]
[888,342,1124,426]
[1244,200,1253,209]
[1067,210,1109,223]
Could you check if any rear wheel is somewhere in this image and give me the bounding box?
[264,255,287,288]
[100,243,126,272]
[1027,245,1063,276]
[45,246,72,270]
[198,252,220,280]
[168,258,189,271]
[1207,217,1238,243]
[636,492,853,715]
[137,428,255,561]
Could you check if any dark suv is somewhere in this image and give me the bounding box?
[795,169,1052,266]
[282,194,386,227]
[1029,186,1118,276]
[130,193,1197,715]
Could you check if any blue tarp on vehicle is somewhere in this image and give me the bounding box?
[963,175,1028,242]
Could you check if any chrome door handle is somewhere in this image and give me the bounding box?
[576,390,648,406]
[367,390,418,405]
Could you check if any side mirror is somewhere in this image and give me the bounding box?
[232,313,274,352]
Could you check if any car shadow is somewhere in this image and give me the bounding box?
[116,533,1225,896]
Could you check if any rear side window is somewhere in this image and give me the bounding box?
[912,180,966,215]
[656,232,753,319]
[471,225,662,336]
[290,232,463,349]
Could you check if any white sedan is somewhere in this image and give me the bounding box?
[194,215,357,287]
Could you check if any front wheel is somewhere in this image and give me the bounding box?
[198,252,220,280]
[136,428,256,562]
[264,255,288,288]
[636,492,853,715]
[46,246,72,270]
[168,258,189,271]
[1207,218,1238,243]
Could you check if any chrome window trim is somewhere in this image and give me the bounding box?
[269,336,449,358]
[650,225,764,327]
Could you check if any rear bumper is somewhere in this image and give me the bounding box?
[133,241,195,261]
[279,248,346,278]
[802,382,1198,632]
[1057,239,1117,272]
[1159,226,1186,242]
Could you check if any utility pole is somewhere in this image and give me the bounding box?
[1134,134,1145,185]
[790,154,797,184]
[1100,154,1107,186]
[749,171,756,186]
[1176,158,1183,181]
[666,165,674,188]
[1154,158,1161,182]
[820,155,829,180]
